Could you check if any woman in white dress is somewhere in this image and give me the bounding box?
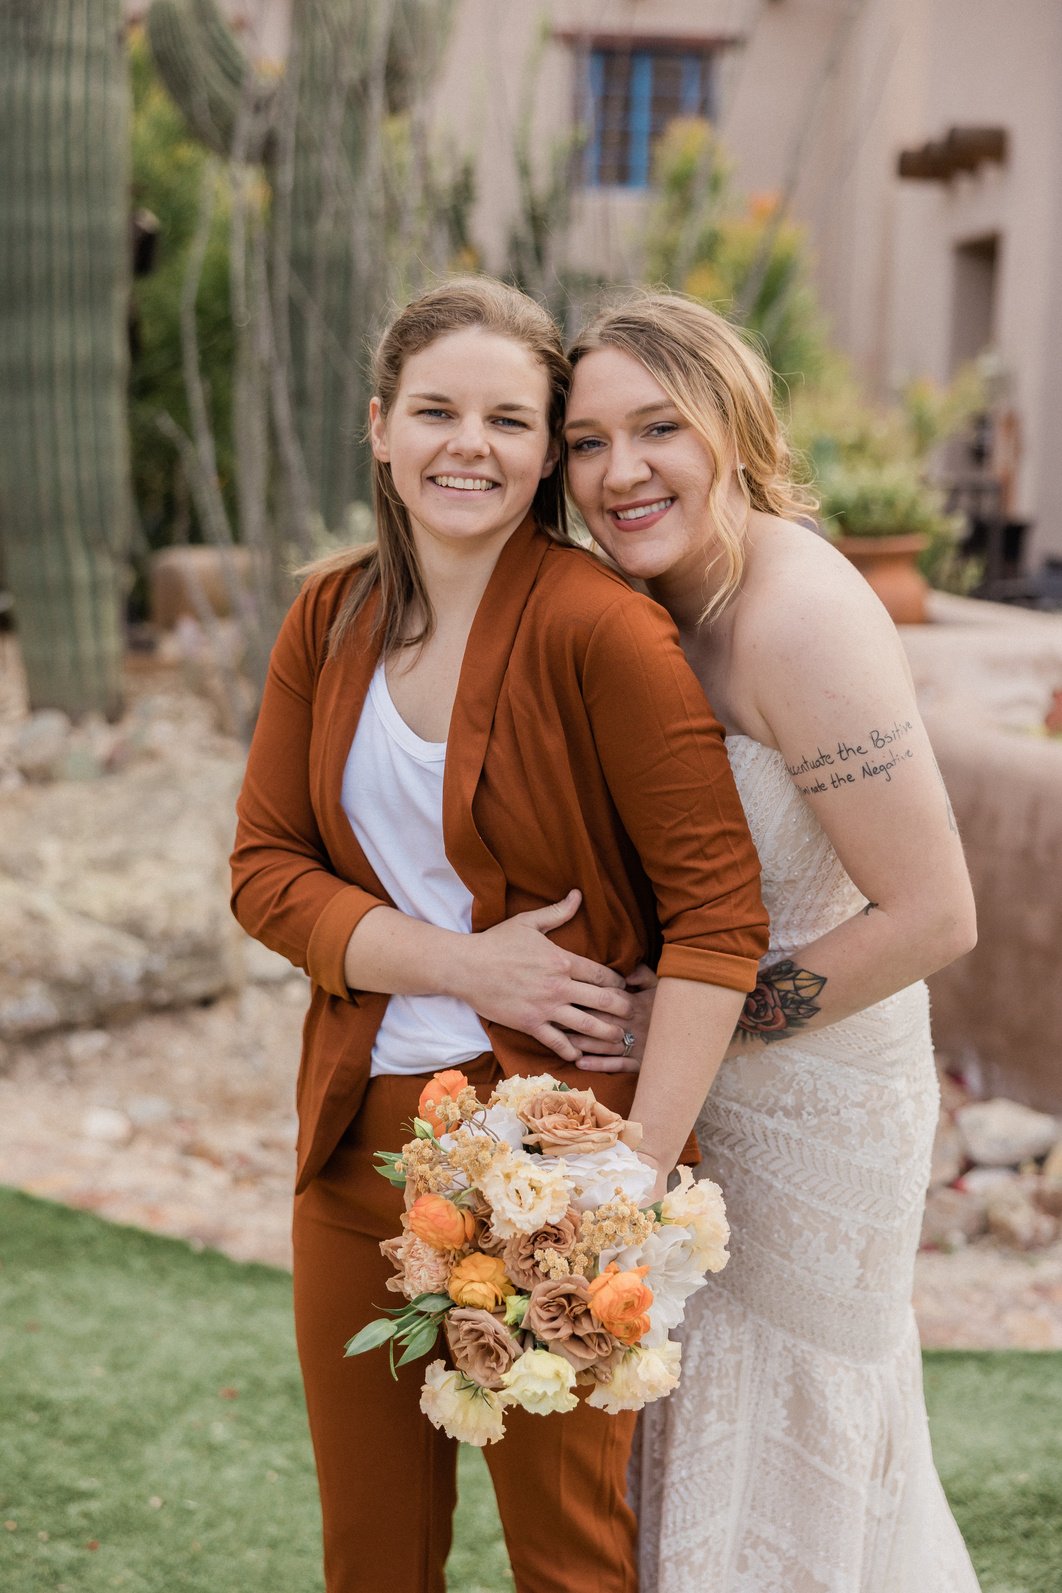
[562,294,982,1593]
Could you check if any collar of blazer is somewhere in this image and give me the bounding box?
[312,511,551,930]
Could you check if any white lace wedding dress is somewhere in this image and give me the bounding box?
[633,734,980,1593]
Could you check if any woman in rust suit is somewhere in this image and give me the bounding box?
[231,277,768,1593]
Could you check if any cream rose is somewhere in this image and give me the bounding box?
[586,1340,682,1414]
[519,1088,642,1154]
[499,1348,580,1415]
[660,1167,730,1273]
[479,1153,572,1238]
[419,1361,506,1446]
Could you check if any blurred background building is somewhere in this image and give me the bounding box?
[202,0,1062,578]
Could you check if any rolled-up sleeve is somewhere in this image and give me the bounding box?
[582,595,768,991]
[230,583,385,998]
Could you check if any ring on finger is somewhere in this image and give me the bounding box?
[622,1030,635,1058]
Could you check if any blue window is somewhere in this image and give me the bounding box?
[585,46,717,189]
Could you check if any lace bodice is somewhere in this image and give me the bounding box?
[725,733,866,956]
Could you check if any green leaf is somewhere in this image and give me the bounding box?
[372,1151,407,1187]
[408,1292,454,1315]
[395,1320,440,1367]
[343,1317,399,1357]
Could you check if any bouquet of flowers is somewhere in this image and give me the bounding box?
[345,1069,730,1446]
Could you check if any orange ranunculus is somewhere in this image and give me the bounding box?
[417,1069,470,1135]
[407,1193,475,1252]
[587,1263,653,1346]
[447,1252,516,1312]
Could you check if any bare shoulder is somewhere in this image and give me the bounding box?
[737,516,906,672]
[730,515,916,736]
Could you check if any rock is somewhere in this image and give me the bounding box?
[81,1106,134,1146]
[960,1166,1021,1198]
[242,936,300,985]
[985,1184,1057,1250]
[956,1098,1059,1167]
[929,1118,964,1189]
[920,1185,988,1249]
[149,546,255,630]
[0,756,245,1040]
[1035,1177,1062,1218]
[127,1094,175,1128]
[65,1030,109,1064]
[12,711,72,782]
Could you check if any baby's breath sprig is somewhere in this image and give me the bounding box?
[578,1195,655,1259]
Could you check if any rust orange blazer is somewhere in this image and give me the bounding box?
[231,517,768,1192]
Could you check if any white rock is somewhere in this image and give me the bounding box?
[956,1098,1059,1168]
[928,1119,963,1190]
[65,1029,110,1064]
[12,711,72,782]
[82,1106,134,1145]
[920,1185,988,1249]
[127,1094,175,1127]
[985,1184,1057,1250]
[960,1167,1020,1197]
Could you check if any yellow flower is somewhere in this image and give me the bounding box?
[499,1348,580,1415]
[447,1252,515,1312]
[660,1168,730,1273]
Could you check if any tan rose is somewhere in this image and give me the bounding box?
[518,1089,642,1154]
[445,1307,521,1390]
[468,1193,508,1257]
[524,1277,618,1371]
[502,1207,581,1290]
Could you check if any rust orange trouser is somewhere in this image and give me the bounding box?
[292,1057,638,1593]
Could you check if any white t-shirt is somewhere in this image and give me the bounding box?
[340,661,491,1076]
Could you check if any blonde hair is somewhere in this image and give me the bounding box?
[568,293,817,622]
[302,276,573,655]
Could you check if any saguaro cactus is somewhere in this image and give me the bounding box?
[147,0,453,533]
[0,0,133,719]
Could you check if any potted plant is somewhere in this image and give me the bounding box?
[817,462,963,624]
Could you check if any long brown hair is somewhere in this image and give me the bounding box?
[568,293,816,622]
[304,276,573,655]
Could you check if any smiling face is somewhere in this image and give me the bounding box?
[369,326,558,561]
[565,346,732,586]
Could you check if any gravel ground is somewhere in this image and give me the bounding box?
[2,976,1062,1349]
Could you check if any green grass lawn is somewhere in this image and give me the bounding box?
[1,1189,1059,1593]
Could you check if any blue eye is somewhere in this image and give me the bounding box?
[568,437,603,454]
[493,416,527,429]
[646,422,678,438]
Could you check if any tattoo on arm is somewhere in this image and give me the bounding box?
[735,958,827,1044]
[785,719,916,798]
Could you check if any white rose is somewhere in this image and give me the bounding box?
[599,1224,706,1344]
[586,1341,683,1414]
[499,1348,580,1415]
[491,1073,564,1112]
[660,1167,730,1273]
[479,1152,572,1237]
[543,1143,656,1212]
[419,1360,506,1446]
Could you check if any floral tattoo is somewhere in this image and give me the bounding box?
[735,959,827,1044]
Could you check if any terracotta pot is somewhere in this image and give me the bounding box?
[833,532,929,624]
